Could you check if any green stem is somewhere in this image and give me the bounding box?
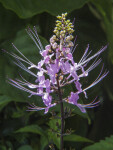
[56,76,64,150]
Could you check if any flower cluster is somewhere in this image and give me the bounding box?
[7,13,108,114]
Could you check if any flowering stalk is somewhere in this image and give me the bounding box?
[56,75,64,149]
[4,13,109,149]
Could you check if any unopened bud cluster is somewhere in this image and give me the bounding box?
[54,13,74,38]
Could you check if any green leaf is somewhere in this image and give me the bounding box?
[90,0,113,104]
[0,0,90,18]
[0,145,7,150]
[0,3,24,41]
[40,135,48,150]
[83,135,113,150]
[15,124,46,136]
[0,95,12,105]
[105,19,113,63]
[0,95,12,110]
[91,0,113,63]
[92,0,112,22]
[64,134,93,143]
[48,118,60,149]
[17,145,33,150]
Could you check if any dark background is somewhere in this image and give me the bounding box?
[0,0,113,150]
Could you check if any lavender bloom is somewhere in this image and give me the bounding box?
[7,13,108,114]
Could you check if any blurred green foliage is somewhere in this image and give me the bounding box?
[0,0,113,149]
[83,135,113,150]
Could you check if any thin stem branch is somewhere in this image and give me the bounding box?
[56,76,64,150]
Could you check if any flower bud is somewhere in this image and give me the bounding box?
[52,42,58,49]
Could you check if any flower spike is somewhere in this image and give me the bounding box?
[5,13,108,114]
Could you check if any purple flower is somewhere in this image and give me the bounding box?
[68,92,86,113]
[5,13,109,114]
